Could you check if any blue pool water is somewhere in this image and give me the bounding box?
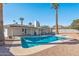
[21,35,65,48]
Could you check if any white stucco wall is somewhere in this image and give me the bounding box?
[4,28,8,37]
[52,29,79,33]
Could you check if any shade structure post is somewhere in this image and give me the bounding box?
[0,3,5,45]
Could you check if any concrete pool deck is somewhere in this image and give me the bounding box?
[9,35,73,56]
[0,33,79,56]
[29,44,79,56]
[10,45,55,56]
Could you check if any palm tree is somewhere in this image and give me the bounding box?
[20,17,24,25]
[51,3,59,34]
[0,3,5,45]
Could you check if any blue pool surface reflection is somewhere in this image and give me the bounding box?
[21,35,65,48]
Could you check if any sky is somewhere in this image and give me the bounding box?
[3,3,79,27]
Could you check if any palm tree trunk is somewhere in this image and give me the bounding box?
[55,8,59,34]
[0,3,5,45]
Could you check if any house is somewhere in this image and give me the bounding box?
[4,24,52,38]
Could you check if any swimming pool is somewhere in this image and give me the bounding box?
[21,35,65,48]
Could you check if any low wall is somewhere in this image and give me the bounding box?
[52,29,79,34]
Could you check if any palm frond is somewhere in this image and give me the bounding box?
[51,3,58,9]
